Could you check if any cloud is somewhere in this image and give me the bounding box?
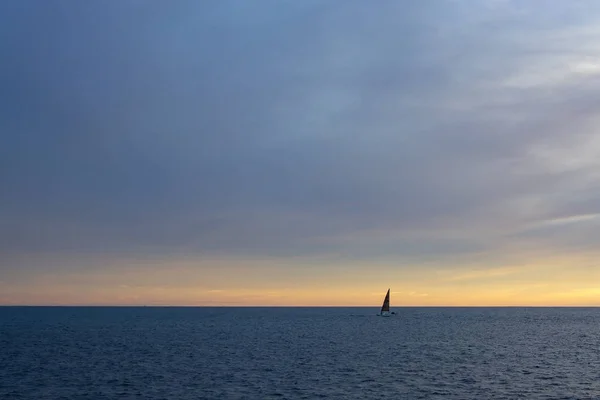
[2,0,600,274]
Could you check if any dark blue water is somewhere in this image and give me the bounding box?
[1,307,600,399]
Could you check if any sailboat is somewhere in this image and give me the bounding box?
[378,288,393,317]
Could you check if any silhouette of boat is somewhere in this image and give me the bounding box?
[378,288,396,316]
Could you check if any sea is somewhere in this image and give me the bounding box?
[1,307,599,399]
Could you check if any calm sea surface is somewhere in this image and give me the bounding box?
[1,307,599,399]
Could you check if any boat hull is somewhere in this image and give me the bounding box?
[379,311,391,317]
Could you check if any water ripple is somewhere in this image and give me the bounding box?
[1,307,600,399]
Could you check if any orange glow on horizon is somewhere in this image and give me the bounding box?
[1,254,599,307]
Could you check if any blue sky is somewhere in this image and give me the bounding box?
[2,1,600,305]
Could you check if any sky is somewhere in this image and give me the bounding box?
[1,0,600,306]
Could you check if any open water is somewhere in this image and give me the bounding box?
[1,307,599,399]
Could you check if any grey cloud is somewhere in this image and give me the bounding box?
[2,1,600,267]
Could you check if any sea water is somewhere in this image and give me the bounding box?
[1,307,599,399]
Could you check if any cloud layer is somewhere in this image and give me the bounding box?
[2,1,600,295]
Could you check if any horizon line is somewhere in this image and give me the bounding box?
[1,305,599,308]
